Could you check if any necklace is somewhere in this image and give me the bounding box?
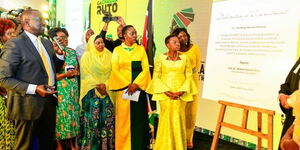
[167,51,179,61]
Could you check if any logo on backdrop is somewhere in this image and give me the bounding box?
[169,8,204,81]
[91,0,126,36]
[170,8,195,32]
[96,0,119,15]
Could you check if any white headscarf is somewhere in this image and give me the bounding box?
[75,29,92,63]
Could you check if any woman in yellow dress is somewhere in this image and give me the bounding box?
[109,25,151,150]
[171,28,201,149]
[147,34,197,150]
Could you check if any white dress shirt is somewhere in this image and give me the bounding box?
[25,31,64,94]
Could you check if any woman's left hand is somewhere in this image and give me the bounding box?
[127,83,139,95]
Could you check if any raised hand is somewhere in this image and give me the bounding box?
[116,16,126,26]
[53,41,64,55]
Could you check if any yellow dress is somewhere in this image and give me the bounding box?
[180,44,201,144]
[108,43,151,150]
[147,54,197,150]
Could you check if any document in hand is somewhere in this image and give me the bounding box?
[122,88,140,102]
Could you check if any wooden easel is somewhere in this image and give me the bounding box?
[210,100,275,150]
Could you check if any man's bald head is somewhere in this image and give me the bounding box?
[21,9,39,26]
[21,9,45,36]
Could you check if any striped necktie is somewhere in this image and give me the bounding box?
[37,37,54,85]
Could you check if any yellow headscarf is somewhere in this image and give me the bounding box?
[79,35,113,106]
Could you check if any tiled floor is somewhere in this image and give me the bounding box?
[191,132,252,150]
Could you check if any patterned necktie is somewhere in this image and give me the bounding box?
[37,37,54,85]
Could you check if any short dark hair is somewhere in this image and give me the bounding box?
[48,27,69,40]
[165,34,178,46]
[171,28,191,47]
[121,25,134,37]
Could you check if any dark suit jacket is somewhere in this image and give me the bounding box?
[279,58,300,113]
[278,58,300,140]
[0,32,64,120]
[100,30,122,52]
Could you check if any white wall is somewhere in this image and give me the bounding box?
[0,0,48,11]
[65,0,83,49]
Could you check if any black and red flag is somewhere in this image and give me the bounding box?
[142,0,156,75]
[142,0,158,148]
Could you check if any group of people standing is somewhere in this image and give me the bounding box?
[3,7,300,150]
[0,9,201,150]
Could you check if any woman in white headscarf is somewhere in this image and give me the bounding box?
[75,29,94,63]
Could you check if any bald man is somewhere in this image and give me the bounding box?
[0,9,64,150]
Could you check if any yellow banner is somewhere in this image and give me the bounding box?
[91,0,127,38]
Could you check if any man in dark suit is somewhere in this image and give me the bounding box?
[278,58,300,149]
[0,9,64,150]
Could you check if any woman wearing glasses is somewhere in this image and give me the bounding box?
[48,27,80,150]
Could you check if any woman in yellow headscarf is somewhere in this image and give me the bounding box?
[78,35,114,150]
